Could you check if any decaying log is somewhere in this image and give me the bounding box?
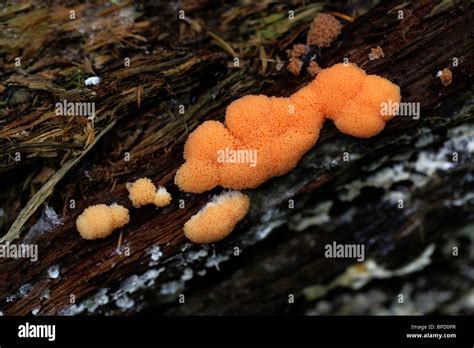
[0,0,473,315]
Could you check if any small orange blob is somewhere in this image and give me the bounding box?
[183,191,250,244]
[76,203,129,240]
[127,177,172,208]
[438,68,452,87]
[175,63,401,193]
[154,186,172,207]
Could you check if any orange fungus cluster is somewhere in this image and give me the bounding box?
[76,203,130,240]
[183,191,250,243]
[175,63,401,193]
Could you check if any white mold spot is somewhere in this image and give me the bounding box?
[340,164,411,201]
[6,294,16,303]
[290,201,332,231]
[85,76,100,86]
[181,267,193,281]
[185,247,208,262]
[414,152,453,176]
[85,288,109,313]
[48,264,60,279]
[19,283,33,297]
[254,219,285,240]
[383,190,409,204]
[159,280,183,296]
[147,244,163,265]
[25,206,63,241]
[205,252,229,271]
[303,244,436,301]
[116,295,135,310]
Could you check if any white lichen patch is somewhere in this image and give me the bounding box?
[59,289,109,315]
[340,164,411,201]
[184,247,209,263]
[47,264,60,279]
[19,283,33,297]
[159,280,183,296]
[383,190,410,204]
[84,76,100,86]
[252,219,285,241]
[147,244,163,265]
[414,128,436,147]
[205,252,229,271]
[116,295,135,310]
[447,123,474,153]
[336,119,474,203]
[181,267,194,282]
[60,267,165,315]
[449,193,474,207]
[383,282,453,315]
[414,152,453,177]
[32,306,41,315]
[25,206,63,241]
[303,244,435,301]
[85,288,109,313]
[338,123,474,203]
[290,201,332,231]
[60,303,85,316]
[114,268,165,299]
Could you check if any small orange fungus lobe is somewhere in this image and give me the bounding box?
[438,68,452,87]
[154,186,172,207]
[76,203,129,240]
[183,191,250,244]
[127,178,172,208]
[175,63,401,193]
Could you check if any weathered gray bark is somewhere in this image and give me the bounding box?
[0,0,473,315]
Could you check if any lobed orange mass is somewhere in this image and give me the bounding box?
[127,177,172,208]
[175,63,401,193]
[183,191,250,243]
[76,203,129,240]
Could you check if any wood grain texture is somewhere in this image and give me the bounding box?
[0,0,473,315]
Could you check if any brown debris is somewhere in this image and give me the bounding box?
[307,13,342,48]
[290,44,306,57]
[307,61,321,76]
[368,46,385,60]
[287,44,307,76]
[438,68,452,86]
[288,58,302,76]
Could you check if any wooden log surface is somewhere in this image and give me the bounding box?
[0,0,473,315]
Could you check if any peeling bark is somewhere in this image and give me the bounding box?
[0,0,473,315]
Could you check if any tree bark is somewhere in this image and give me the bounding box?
[0,0,473,315]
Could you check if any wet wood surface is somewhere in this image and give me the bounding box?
[0,0,473,315]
